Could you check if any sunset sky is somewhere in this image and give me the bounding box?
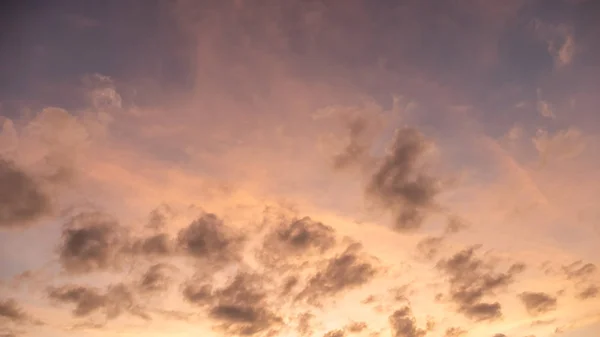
[1,1,600,337]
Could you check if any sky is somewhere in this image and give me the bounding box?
[0,1,599,337]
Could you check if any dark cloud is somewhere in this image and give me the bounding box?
[518,292,557,316]
[492,334,507,337]
[346,321,368,333]
[258,216,336,269]
[416,236,444,260]
[562,261,597,281]
[0,158,51,229]
[138,263,174,293]
[436,247,525,321]
[444,327,467,337]
[183,272,281,336]
[177,213,245,266]
[333,116,371,170]
[146,204,173,229]
[0,299,27,323]
[388,306,426,337]
[298,243,378,304]
[366,127,440,231]
[208,272,282,336]
[58,211,127,273]
[48,285,106,317]
[444,216,469,235]
[577,285,598,300]
[131,233,172,256]
[324,329,345,337]
[48,284,149,320]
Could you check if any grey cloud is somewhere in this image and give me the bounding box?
[416,236,444,260]
[0,158,51,229]
[48,283,149,320]
[177,213,245,265]
[562,261,596,281]
[519,292,557,316]
[577,285,598,300]
[436,247,525,321]
[58,211,127,273]
[48,285,106,317]
[146,204,173,230]
[258,216,336,269]
[389,306,425,337]
[208,272,282,336]
[298,243,378,304]
[444,216,469,235]
[366,127,440,231]
[138,263,174,293]
[131,233,172,256]
[444,327,467,337]
[183,272,281,336]
[0,299,26,322]
[346,321,368,333]
[324,329,345,337]
[333,116,371,170]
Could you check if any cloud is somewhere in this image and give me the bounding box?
[416,236,444,260]
[436,247,525,321]
[346,321,368,333]
[146,204,174,230]
[333,115,372,170]
[324,329,345,337]
[563,261,597,281]
[533,128,586,163]
[388,306,426,337]
[257,216,336,269]
[176,213,245,267]
[211,272,282,335]
[444,327,467,337]
[47,283,149,320]
[130,233,173,257]
[138,263,175,293]
[576,285,598,300]
[59,211,128,273]
[518,292,558,316]
[295,312,315,336]
[366,127,440,231]
[298,243,378,304]
[0,158,51,228]
[0,299,27,323]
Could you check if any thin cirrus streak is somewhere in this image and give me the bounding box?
[1,1,600,337]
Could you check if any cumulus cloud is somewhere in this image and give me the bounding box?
[0,299,27,323]
[58,211,128,273]
[0,158,51,228]
[176,213,245,267]
[416,236,444,260]
[130,233,173,257]
[333,116,372,170]
[518,292,557,316]
[138,263,175,293]
[366,127,440,231]
[183,272,281,336]
[346,321,368,333]
[47,283,148,320]
[324,329,345,337]
[444,327,467,337]
[577,285,598,300]
[388,306,426,337]
[257,216,336,269]
[563,261,596,281]
[298,243,378,305]
[436,247,525,321]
